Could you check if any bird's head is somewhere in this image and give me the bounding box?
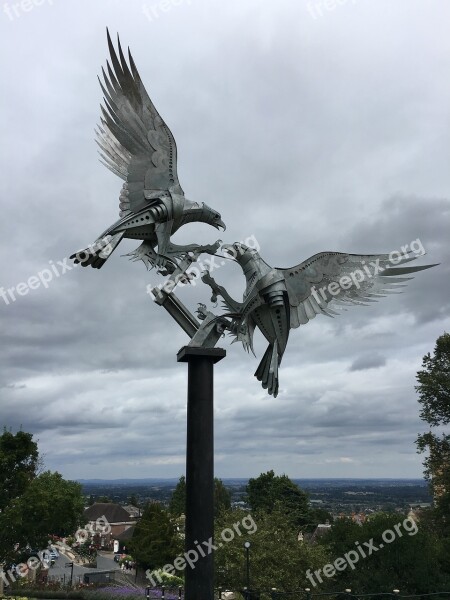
[222,243,259,265]
[200,203,226,231]
[179,199,226,231]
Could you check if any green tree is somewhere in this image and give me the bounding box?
[24,471,84,537]
[308,507,333,528]
[319,513,450,592]
[416,333,450,530]
[416,332,450,425]
[129,493,140,507]
[169,476,231,517]
[169,476,186,516]
[128,503,181,571]
[246,470,310,529]
[0,429,39,511]
[0,431,85,565]
[0,471,84,562]
[214,478,231,516]
[215,508,329,590]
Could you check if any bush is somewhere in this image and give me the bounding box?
[150,571,184,587]
[83,585,182,600]
[5,591,83,599]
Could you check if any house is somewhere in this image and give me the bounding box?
[84,503,137,549]
[114,525,136,553]
[122,505,141,519]
[308,522,332,543]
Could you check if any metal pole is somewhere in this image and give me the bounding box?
[243,540,251,599]
[246,546,250,589]
[65,562,74,587]
[177,346,226,600]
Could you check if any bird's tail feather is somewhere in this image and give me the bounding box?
[70,232,124,269]
[255,341,279,397]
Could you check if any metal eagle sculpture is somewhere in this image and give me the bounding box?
[70,30,225,274]
[200,244,437,397]
[74,31,438,398]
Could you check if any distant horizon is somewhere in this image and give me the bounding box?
[77,476,428,483]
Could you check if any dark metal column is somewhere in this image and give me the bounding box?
[177,346,226,600]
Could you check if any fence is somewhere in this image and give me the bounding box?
[146,586,183,600]
[232,591,450,600]
[146,589,450,600]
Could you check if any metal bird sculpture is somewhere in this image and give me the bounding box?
[69,30,440,403]
[70,30,225,274]
[200,243,437,397]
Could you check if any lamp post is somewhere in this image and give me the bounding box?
[244,541,251,594]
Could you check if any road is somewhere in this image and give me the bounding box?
[47,551,121,585]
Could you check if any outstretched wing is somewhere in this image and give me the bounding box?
[279,252,437,328]
[96,30,183,217]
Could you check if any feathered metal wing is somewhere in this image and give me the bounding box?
[279,252,437,328]
[96,29,183,218]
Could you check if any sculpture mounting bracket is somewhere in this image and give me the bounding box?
[150,250,231,349]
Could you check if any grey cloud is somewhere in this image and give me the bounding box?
[350,353,387,371]
[0,0,449,479]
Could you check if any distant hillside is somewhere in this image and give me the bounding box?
[78,477,427,486]
[79,477,430,514]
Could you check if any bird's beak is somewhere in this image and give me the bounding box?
[215,219,226,231]
[221,244,235,258]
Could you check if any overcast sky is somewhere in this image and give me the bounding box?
[1,0,449,481]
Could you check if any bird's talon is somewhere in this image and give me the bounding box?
[196,303,208,321]
[201,271,214,285]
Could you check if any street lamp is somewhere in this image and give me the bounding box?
[244,541,251,593]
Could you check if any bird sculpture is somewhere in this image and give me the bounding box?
[201,243,437,397]
[70,31,225,274]
[70,31,439,402]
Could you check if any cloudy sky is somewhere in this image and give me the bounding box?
[1,0,449,481]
